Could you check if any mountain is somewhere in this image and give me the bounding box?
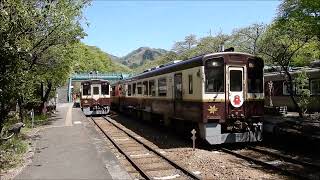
[117,47,169,68]
[107,53,121,61]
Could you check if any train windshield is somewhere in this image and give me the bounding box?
[82,83,91,95]
[205,57,224,93]
[230,70,242,91]
[93,87,99,95]
[101,83,109,95]
[248,58,263,93]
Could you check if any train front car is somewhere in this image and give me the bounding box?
[202,53,264,144]
[80,80,111,116]
[111,52,264,144]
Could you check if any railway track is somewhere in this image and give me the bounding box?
[220,146,320,180]
[90,116,201,180]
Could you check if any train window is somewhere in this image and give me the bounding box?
[248,58,263,93]
[137,82,142,94]
[133,83,136,95]
[230,70,242,91]
[93,86,100,95]
[188,74,193,94]
[149,80,156,96]
[143,81,148,95]
[158,78,167,96]
[283,81,296,95]
[311,79,320,95]
[83,83,91,95]
[101,83,109,95]
[205,58,224,93]
[128,84,132,96]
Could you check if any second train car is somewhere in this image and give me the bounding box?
[80,80,111,116]
[111,52,264,144]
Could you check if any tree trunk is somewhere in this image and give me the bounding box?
[40,81,52,115]
[285,70,303,117]
[0,103,9,136]
[0,118,3,136]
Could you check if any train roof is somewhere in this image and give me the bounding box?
[264,67,320,81]
[122,52,256,82]
[81,79,110,84]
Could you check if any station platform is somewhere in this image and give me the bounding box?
[15,103,131,180]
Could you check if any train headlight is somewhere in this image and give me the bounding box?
[211,61,219,66]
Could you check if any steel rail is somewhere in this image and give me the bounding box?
[103,116,202,180]
[90,117,152,180]
[248,146,320,170]
[220,147,314,180]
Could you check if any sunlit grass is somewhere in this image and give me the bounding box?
[0,136,28,171]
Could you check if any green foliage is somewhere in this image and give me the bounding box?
[0,0,90,128]
[291,40,320,66]
[231,23,266,55]
[257,0,319,117]
[294,71,311,113]
[258,19,314,67]
[278,0,320,39]
[70,43,132,73]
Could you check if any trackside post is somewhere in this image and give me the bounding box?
[191,129,196,151]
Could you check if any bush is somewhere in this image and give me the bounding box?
[294,70,311,114]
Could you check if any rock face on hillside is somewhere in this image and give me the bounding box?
[115,47,168,68]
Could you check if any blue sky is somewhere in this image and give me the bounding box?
[82,1,281,57]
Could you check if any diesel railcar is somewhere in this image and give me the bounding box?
[80,80,111,116]
[112,52,264,144]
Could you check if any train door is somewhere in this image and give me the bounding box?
[174,73,183,116]
[227,67,245,114]
[91,83,100,101]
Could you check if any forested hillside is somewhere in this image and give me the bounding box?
[70,43,132,73]
[117,47,168,68]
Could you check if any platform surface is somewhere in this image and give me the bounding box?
[15,103,131,180]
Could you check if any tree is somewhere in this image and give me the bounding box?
[231,23,266,55]
[294,70,311,113]
[278,0,320,39]
[172,34,198,54]
[172,41,188,54]
[258,20,314,117]
[196,32,231,54]
[0,0,89,131]
[258,0,319,117]
[184,34,198,50]
[291,39,320,66]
